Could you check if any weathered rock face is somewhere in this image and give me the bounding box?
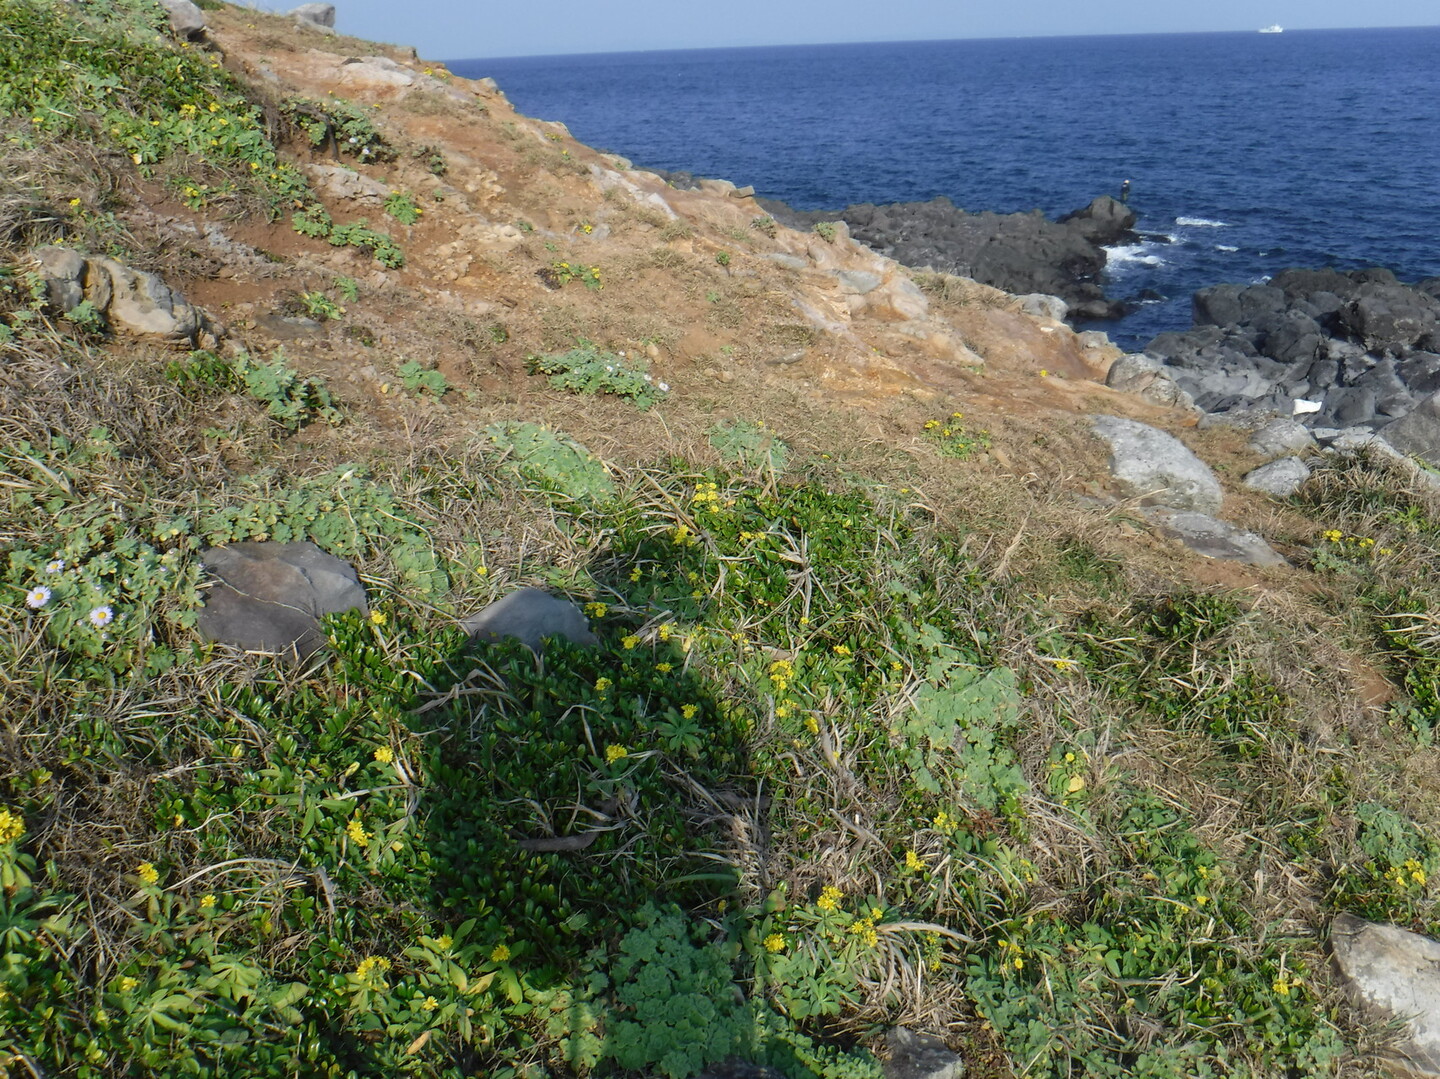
[1143,267,1440,439]
[156,0,206,40]
[460,588,598,653]
[1090,415,1224,514]
[196,542,368,660]
[755,193,1135,321]
[1138,507,1288,566]
[882,1026,965,1079]
[1242,456,1312,498]
[1331,913,1440,1078]
[290,2,336,28]
[1380,391,1440,466]
[32,246,219,347]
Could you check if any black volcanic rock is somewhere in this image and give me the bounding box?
[1143,266,1440,434]
[755,192,1135,320]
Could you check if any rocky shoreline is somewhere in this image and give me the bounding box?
[754,191,1139,321]
[1123,266,1440,464]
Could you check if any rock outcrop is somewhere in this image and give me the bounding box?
[196,542,368,660]
[1089,415,1223,514]
[32,246,220,347]
[460,588,599,653]
[1332,913,1440,1078]
[1139,267,1440,448]
[755,194,1137,322]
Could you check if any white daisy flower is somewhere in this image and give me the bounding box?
[658,382,670,392]
[88,605,114,629]
[45,559,64,574]
[25,586,51,609]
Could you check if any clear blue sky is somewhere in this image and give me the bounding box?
[277,0,1437,60]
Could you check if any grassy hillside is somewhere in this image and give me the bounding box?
[2,1,1440,1076]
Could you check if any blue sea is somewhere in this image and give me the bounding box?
[452,28,1440,348]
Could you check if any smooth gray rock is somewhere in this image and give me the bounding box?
[1105,353,1191,409]
[883,1027,964,1079]
[1243,456,1311,497]
[1138,507,1288,567]
[197,542,367,659]
[835,270,883,295]
[1019,293,1068,321]
[1090,415,1223,514]
[461,588,598,653]
[1332,913,1440,1078]
[1248,418,1315,458]
[763,253,809,271]
[1381,391,1440,467]
[290,2,336,26]
[157,0,206,39]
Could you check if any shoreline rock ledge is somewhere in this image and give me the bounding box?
[750,191,1138,321]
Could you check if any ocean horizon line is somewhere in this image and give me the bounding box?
[446,22,1440,67]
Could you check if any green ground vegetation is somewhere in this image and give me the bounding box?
[1,2,1439,1077]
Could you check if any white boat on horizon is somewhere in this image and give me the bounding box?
[1259,24,1284,33]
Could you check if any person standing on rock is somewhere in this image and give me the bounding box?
[1121,179,1132,203]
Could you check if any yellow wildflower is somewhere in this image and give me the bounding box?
[932,810,958,835]
[584,602,607,618]
[354,955,392,982]
[605,744,629,764]
[436,935,452,951]
[904,849,926,872]
[369,610,387,626]
[421,995,438,1011]
[681,704,698,720]
[763,933,786,953]
[629,567,643,581]
[1321,529,1343,543]
[374,745,394,764]
[199,893,217,910]
[490,944,511,962]
[832,644,852,657]
[816,885,844,912]
[0,807,23,845]
[594,677,613,692]
[346,819,372,847]
[621,634,641,650]
[136,862,159,886]
[1066,775,1086,794]
[120,976,139,991]
[658,623,673,641]
[803,715,818,733]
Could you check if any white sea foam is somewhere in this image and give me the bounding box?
[1216,244,1239,252]
[1106,244,1165,267]
[1175,216,1231,228]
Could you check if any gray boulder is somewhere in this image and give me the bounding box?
[834,270,883,296]
[1105,353,1192,409]
[461,588,598,653]
[1381,391,1440,467]
[1138,507,1288,567]
[290,2,336,27]
[1090,415,1223,514]
[1242,457,1311,498]
[1332,913,1440,1078]
[156,0,206,40]
[883,1027,964,1079]
[1248,418,1315,458]
[32,246,217,347]
[1340,283,1440,355]
[1193,283,1286,328]
[197,542,368,659]
[1018,293,1068,321]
